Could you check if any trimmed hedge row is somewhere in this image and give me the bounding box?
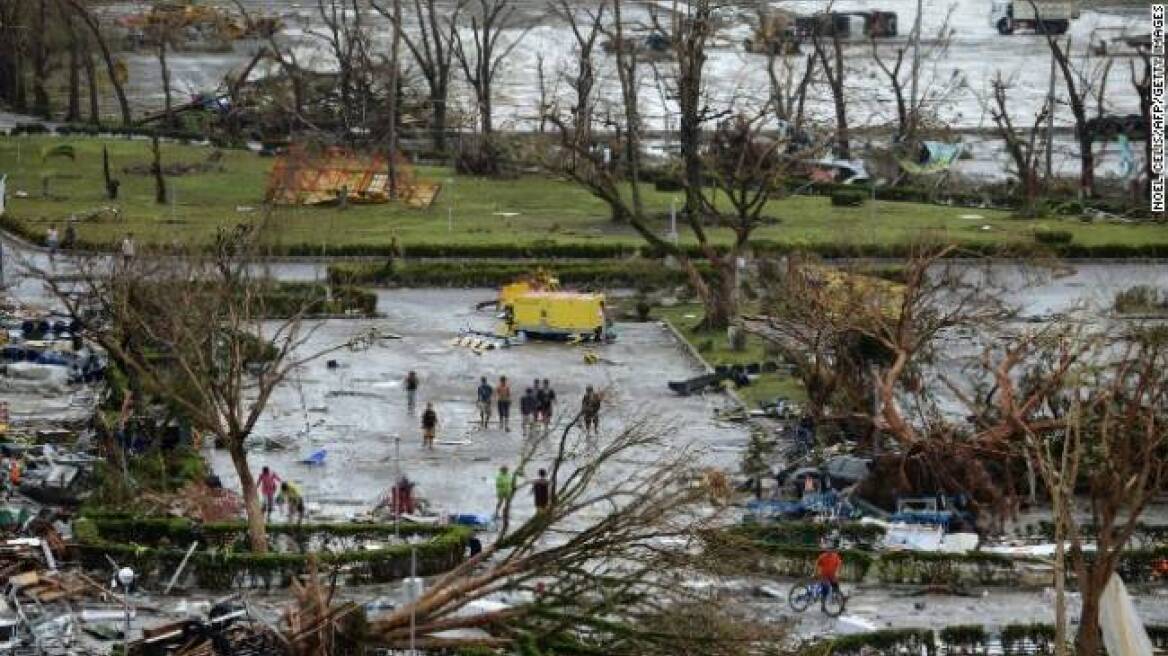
[259,282,378,317]
[74,516,470,589]
[727,525,1168,587]
[5,213,1168,261]
[8,121,210,143]
[327,260,703,289]
[650,172,1152,218]
[729,521,886,548]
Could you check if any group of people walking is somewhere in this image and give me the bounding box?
[410,372,602,448]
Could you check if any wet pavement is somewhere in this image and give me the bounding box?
[204,287,746,523]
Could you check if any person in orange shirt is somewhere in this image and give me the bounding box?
[815,537,843,598]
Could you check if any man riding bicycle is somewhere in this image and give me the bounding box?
[815,537,843,598]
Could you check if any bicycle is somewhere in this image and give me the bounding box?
[788,578,847,617]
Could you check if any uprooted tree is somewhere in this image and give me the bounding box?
[29,225,354,552]
[362,417,776,653]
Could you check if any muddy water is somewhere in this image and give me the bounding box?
[105,0,1145,131]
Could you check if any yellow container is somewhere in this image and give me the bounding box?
[506,292,608,339]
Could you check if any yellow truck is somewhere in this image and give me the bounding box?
[500,289,611,342]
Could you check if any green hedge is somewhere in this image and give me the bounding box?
[830,190,867,207]
[257,282,378,317]
[6,213,1168,261]
[729,522,886,548]
[1033,229,1074,245]
[75,516,470,590]
[327,260,702,289]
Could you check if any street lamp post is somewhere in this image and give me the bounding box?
[116,567,136,656]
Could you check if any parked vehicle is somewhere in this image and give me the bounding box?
[794,10,898,40]
[990,1,1077,35]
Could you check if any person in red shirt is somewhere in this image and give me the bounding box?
[257,466,282,520]
[815,538,843,597]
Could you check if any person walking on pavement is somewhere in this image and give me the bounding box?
[63,219,77,250]
[257,466,282,520]
[404,370,419,414]
[121,232,136,266]
[496,376,512,432]
[494,465,514,519]
[476,377,494,429]
[278,481,306,524]
[46,225,59,262]
[581,385,602,437]
[532,468,551,513]
[421,402,438,450]
[520,387,537,436]
[539,379,556,432]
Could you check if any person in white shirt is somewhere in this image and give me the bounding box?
[121,232,135,266]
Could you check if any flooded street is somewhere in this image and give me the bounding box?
[205,287,746,522]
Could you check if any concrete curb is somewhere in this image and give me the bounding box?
[658,318,749,409]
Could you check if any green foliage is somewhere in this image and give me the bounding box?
[257,283,378,317]
[830,190,867,207]
[1114,285,1168,315]
[731,522,885,548]
[41,143,76,161]
[87,447,207,508]
[938,624,988,646]
[826,628,936,655]
[75,515,471,590]
[1033,229,1074,245]
[328,260,697,289]
[1000,623,1058,655]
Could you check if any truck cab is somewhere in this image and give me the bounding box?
[990,1,1072,35]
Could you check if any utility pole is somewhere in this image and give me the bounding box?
[909,0,923,139]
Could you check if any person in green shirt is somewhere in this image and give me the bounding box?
[493,465,514,519]
[278,481,306,525]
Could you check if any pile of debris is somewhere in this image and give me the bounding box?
[1,305,106,393]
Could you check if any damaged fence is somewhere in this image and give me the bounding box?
[74,515,470,590]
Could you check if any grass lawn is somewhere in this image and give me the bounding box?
[652,304,806,408]
[3,136,1165,254]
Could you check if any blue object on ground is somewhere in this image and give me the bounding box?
[301,449,327,466]
[448,513,492,528]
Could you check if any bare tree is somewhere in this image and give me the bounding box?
[30,0,52,118]
[766,48,816,138]
[374,0,465,153]
[28,225,355,552]
[63,0,132,127]
[1131,48,1154,205]
[364,418,774,653]
[996,329,1168,655]
[148,13,177,127]
[58,0,82,122]
[311,0,377,135]
[1040,31,1113,198]
[869,8,956,144]
[986,72,1053,216]
[810,24,849,159]
[452,0,530,171]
